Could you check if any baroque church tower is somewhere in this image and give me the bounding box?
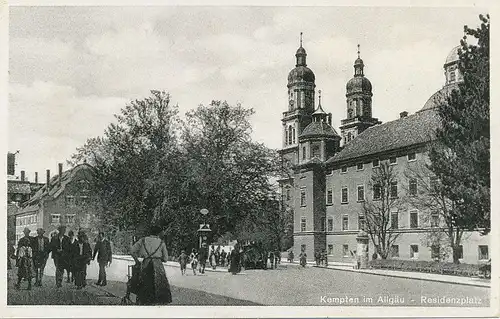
[339,45,380,146]
[280,33,316,167]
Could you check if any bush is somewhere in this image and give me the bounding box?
[369,259,481,277]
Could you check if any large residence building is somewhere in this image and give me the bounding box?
[279,39,489,264]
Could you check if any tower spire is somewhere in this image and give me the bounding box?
[300,32,303,47]
[357,44,360,58]
[318,89,322,106]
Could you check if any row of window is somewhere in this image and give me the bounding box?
[50,214,76,225]
[16,214,38,226]
[65,195,90,207]
[300,210,431,232]
[301,243,489,261]
[284,125,296,146]
[338,153,417,174]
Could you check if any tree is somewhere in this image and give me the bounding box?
[180,100,279,241]
[428,14,490,234]
[406,162,466,264]
[362,162,405,259]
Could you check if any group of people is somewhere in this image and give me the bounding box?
[267,250,281,269]
[176,243,242,276]
[11,225,113,290]
[314,250,328,267]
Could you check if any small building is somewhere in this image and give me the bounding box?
[13,163,99,242]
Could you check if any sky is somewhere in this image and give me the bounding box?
[8,5,487,183]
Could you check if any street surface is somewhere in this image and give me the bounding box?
[9,257,490,306]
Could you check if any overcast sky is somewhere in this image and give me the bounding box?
[8,6,486,182]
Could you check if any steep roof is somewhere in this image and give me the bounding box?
[300,121,340,139]
[328,109,440,164]
[18,163,94,213]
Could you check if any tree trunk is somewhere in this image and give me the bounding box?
[452,245,461,264]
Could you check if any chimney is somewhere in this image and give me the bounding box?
[46,169,50,190]
[35,172,38,184]
[400,111,408,119]
[21,170,25,182]
[58,163,63,185]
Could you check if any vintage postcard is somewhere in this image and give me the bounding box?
[1,1,498,318]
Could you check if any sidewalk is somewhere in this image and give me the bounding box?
[289,260,490,288]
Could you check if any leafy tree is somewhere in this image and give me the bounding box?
[428,14,490,234]
[362,162,405,259]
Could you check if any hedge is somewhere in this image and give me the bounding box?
[369,259,481,277]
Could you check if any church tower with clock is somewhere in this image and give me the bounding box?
[279,33,316,167]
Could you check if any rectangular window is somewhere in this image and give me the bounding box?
[326,189,333,205]
[358,215,366,230]
[373,184,381,200]
[341,187,348,204]
[357,163,364,170]
[407,152,416,161]
[343,244,349,257]
[391,211,399,229]
[66,214,76,224]
[327,217,333,232]
[66,195,76,206]
[302,147,306,160]
[300,189,306,207]
[372,158,380,168]
[410,210,419,228]
[478,245,489,260]
[410,245,419,259]
[341,166,348,173]
[429,176,439,194]
[328,244,334,256]
[431,213,439,228]
[342,215,349,231]
[389,156,397,165]
[457,245,464,259]
[357,185,365,202]
[390,181,398,198]
[300,217,307,232]
[391,245,399,258]
[50,214,60,225]
[409,179,418,196]
[431,245,440,259]
[321,217,326,232]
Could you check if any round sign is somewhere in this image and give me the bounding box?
[200,208,209,215]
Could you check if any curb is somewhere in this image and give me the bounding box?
[309,264,491,288]
[112,255,229,273]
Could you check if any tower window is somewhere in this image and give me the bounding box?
[302,147,306,160]
[300,217,307,232]
[300,189,306,207]
[449,70,456,82]
[288,125,293,145]
[311,144,320,158]
[292,127,296,144]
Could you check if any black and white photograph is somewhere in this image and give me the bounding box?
[2,2,497,318]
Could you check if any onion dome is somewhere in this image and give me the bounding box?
[445,45,460,66]
[288,32,316,85]
[346,45,372,96]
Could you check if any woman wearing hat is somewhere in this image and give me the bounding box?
[15,227,34,290]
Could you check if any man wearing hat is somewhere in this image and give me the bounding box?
[15,227,34,290]
[50,225,71,288]
[32,228,50,287]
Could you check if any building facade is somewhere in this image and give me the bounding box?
[13,163,99,242]
[280,42,489,265]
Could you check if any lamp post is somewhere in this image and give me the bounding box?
[198,208,211,248]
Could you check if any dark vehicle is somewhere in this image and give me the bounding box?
[479,259,491,279]
[241,244,267,270]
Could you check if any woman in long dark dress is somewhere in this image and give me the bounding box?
[15,228,34,290]
[228,245,241,275]
[130,225,172,305]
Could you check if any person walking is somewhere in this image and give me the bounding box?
[92,232,112,286]
[228,244,241,275]
[314,250,321,266]
[209,250,217,270]
[198,243,208,274]
[299,250,307,268]
[32,228,50,287]
[274,250,281,267]
[14,228,34,290]
[220,249,227,267]
[288,249,294,263]
[190,249,198,275]
[178,250,188,275]
[72,231,92,289]
[50,225,71,288]
[67,230,76,283]
[269,251,274,269]
[130,225,172,305]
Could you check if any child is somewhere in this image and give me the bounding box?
[178,250,188,275]
[190,249,198,275]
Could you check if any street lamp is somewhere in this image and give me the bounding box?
[198,208,211,248]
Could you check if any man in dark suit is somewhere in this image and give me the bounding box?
[92,232,112,286]
[32,228,50,287]
[73,231,92,289]
[50,225,71,288]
